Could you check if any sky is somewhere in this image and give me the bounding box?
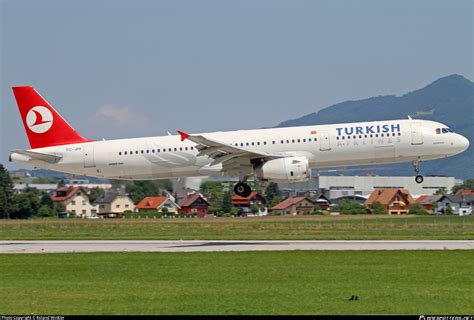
[1,0,473,169]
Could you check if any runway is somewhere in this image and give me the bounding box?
[1,240,473,253]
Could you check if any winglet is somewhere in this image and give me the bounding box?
[177,130,190,141]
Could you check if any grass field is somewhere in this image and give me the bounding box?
[0,215,473,240]
[0,250,472,315]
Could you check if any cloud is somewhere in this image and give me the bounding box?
[91,105,151,127]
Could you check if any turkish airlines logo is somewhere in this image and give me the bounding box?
[26,106,53,134]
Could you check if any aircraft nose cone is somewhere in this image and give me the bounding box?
[455,134,470,153]
[460,135,470,151]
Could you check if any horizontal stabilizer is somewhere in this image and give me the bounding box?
[11,149,62,163]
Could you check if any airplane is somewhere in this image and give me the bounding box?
[9,86,470,197]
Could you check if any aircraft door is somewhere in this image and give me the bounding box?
[410,121,424,145]
[83,144,96,168]
[319,131,331,151]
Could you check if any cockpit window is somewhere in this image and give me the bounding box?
[437,127,454,134]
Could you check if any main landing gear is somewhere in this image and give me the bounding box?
[234,181,252,198]
[413,160,424,184]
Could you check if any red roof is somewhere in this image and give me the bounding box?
[179,194,209,207]
[135,196,167,209]
[51,186,87,202]
[455,189,474,195]
[365,188,414,206]
[415,195,429,204]
[232,192,260,205]
[271,197,314,210]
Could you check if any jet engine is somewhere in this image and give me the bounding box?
[255,156,310,182]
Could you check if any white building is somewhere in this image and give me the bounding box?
[92,190,135,217]
[51,186,97,218]
[436,194,473,216]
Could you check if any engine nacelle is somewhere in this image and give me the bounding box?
[255,156,310,183]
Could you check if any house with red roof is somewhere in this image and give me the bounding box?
[135,195,180,213]
[415,195,442,211]
[271,197,316,215]
[365,188,415,215]
[178,193,210,217]
[51,186,97,218]
[232,192,267,216]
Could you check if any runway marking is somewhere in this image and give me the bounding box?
[1,240,473,253]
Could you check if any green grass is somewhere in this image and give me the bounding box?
[0,251,472,315]
[1,215,473,240]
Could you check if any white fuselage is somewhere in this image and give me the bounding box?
[10,119,470,180]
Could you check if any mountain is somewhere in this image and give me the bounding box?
[277,74,474,179]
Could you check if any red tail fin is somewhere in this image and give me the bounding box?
[12,86,93,149]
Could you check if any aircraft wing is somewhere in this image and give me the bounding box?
[177,130,282,173]
[11,149,62,164]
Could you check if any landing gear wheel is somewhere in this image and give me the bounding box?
[415,175,424,184]
[412,160,423,184]
[234,182,252,197]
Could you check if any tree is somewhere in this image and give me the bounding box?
[312,204,323,215]
[0,165,15,219]
[452,179,474,194]
[370,201,386,214]
[38,205,55,217]
[335,199,366,215]
[126,180,173,204]
[89,187,104,202]
[265,182,280,204]
[40,192,54,208]
[270,196,282,208]
[221,191,233,214]
[409,204,429,215]
[434,187,448,195]
[200,181,225,209]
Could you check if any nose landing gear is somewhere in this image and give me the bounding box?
[413,160,424,184]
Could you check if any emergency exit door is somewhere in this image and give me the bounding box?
[83,144,95,168]
[319,131,331,151]
[410,122,424,145]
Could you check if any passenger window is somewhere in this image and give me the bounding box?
[119,152,122,155]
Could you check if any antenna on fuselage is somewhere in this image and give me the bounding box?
[408,115,412,120]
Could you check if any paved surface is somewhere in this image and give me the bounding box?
[1,240,473,253]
